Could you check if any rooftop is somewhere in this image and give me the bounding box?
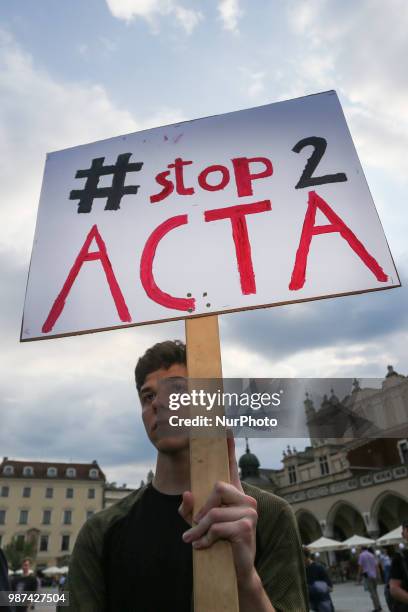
[0,458,106,481]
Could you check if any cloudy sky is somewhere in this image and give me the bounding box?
[1,0,407,487]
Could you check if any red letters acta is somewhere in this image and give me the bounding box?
[42,224,131,333]
[205,200,272,295]
[289,191,388,290]
[140,215,195,311]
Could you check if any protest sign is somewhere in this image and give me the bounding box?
[21,90,399,341]
[20,90,401,612]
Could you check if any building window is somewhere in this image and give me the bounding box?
[0,486,9,498]
[45,487,53,499]
[398,440,408,464]
[2,465,14,476]
[0,510,6,525]
[61,535,70,551]
[66,488,74,499]
[22,487,31,498]
[319,455,330,476]
[42,510,52,525]
[39,535,49,552]
[89,468,99,479]
[288,465,297,484]
[88,488,95,499]
[86,510,94,520]
[47,467,57,478]
[19,510,29,525]
[63,510,72,525]
[23,466,34,477]
[66,468,76,478]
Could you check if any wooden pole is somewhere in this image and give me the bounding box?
[185,315,239,612]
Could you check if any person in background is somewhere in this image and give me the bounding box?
[379,549,392,585]
[358,546,382,612]
[389,520,408,611]
[304,548,334,612]
[58,574,66,592]
[10,558,37,612]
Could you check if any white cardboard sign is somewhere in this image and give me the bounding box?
[21,91,400,341]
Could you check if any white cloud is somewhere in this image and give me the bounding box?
[173,5,203,34]
[77,43,89,56]
[237,67,267,102]
[247,71,265,99]
[218,0,242,33]
[0,30,133,256]
[0,29,183,257]
[105,0,203,34]
[0,28,187,472]
[1,2,408,480]
[222,332,408,379]
[285,0,408,183]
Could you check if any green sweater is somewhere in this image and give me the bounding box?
[63,481,308,611]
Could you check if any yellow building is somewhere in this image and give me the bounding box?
[0,459,105,568]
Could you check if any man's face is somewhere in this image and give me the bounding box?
[22,560,30,574]
[139,363,189,454]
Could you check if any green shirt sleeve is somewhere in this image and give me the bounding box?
[60,488,144,612]
[243,483,309,611]
[62,519,106,612]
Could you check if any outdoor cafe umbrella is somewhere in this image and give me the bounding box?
[376,526,404,546]
[342,534,376,548]
[307,536,346,552]
[42,566,61,575]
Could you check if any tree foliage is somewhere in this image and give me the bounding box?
[3,536,36,571]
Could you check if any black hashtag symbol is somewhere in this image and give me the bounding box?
[69,153,143,213]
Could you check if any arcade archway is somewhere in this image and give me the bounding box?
[327,500,367,540]
[372,491,408,536]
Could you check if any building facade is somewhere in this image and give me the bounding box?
[0,459,105,568]
[240,367,408,544]
[104,484,134,509]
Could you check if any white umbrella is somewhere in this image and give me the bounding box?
[342,534,376,548]
[58,566,69,574]
[376,526,404,546]
[42,566,60,575]
[308,536,346,552]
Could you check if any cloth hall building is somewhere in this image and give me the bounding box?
[239,366,408,543]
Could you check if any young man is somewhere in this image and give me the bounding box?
[10,558,38,612]
[357,546,382,612]
[65,340,307,611]
[389,520,408,610]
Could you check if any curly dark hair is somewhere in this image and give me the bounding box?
[134,340,186,392]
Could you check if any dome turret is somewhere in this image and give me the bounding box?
[238,439,260,478]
